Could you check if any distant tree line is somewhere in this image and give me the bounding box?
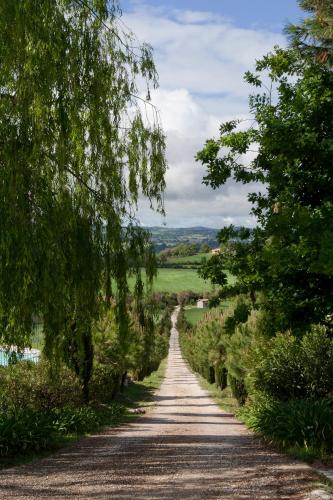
[158,243,211,260]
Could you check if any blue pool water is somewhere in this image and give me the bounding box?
[0,349,40,367]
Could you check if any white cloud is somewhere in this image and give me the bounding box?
[150,88,221,137]
[173,10,217,25]
[123,3,284,227]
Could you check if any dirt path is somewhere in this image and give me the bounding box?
[0,308,327,499]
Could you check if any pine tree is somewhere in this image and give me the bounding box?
[287,1,333,64]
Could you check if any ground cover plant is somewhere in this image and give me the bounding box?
[240,397,333,454]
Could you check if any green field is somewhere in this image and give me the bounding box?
[127,265,235,295]
[128,268,214,294]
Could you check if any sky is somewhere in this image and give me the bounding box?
[121,1,304,228]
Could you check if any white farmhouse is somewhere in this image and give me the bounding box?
[197,298,209,309]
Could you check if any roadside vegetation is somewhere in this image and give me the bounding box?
[179,301,333,461]
[1,0,332,473]
[0,296,172,461]
[0,0,170,463]
[0,357,167,469]
[179,0,333,462]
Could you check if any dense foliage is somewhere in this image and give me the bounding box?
[0,0,171,460]
[185,1,333,457]
[0,358,124,456]
[0,297,171,457]
[179,299,252,405]
[251,325,333,401]
[198,50,333,333]
[179,305,333,453]
[241,397,333,452]
[0,0,166,399]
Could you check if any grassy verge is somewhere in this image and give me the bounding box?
[117,358,167,411]
[284,445,333,464]
[196,375,239,414]
[0,359,167,470]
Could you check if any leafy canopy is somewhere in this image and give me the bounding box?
[197,46,333,333]
[0,0,166,394]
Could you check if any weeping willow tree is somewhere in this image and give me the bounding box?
[0,0,166,399]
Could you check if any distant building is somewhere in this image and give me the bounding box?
[197,298,209,309]
[211,248,221,255]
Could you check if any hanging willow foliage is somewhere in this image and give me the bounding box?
[0,0,166,399]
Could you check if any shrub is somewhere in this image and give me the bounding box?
[301,325,333,398]
[0,360,82,413]
[89,365,121,403]
[0,409,56,456]
[251,333,304,400]
[233,301,251,325]
[215,365,228,390]
[51,406,100,434]
[251,325,333,401]
[229,374,247,406]
[241,396,333,451]
[223,298,251,335]
[179,300,253,405]
[0,403,126,457]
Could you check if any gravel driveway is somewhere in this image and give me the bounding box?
[0,309,327,499]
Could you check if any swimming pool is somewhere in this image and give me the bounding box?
[0,348,40,367]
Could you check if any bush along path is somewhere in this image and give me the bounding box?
[0,309,329,499]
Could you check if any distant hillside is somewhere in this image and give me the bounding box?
[145,227,219,252]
